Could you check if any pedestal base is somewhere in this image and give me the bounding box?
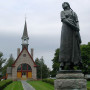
[54,70,87,90]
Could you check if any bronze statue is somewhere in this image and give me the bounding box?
[59,2,82,70]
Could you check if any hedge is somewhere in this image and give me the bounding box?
[42,79,54,85]
[87,88,90,90]
[0,79,12,90]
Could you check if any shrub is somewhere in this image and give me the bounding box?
[87,79,90,81]
[87,87,90,90]
[42,79,54,85]
[0,79,12,90]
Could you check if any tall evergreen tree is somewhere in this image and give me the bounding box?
[2,54,14,75]
[35,58,41,79]
[51,48,60,77]
[0,52,6,77]
[35,57,50,79]
[6,54,14,67]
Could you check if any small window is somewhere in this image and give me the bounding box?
[23,54,26,57]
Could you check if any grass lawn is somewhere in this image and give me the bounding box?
[87,81,90,88]
[4,81,23,90]
[27,80,54,90]
[3,80,90,90]
[27,80,90,90]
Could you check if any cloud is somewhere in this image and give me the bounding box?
[0,0,90,70]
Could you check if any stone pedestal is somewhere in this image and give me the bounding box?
[54,70,87,90]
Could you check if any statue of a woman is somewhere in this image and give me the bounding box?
[59,2,82,70]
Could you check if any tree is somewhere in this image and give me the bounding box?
[0,52,6,77]
[35,58,41,79]
[51,42,90,76]
[40,57,50,79]
[35,57,50,79]
[51,48,60,77]
[5,54,14,67]
[80,42,90,74]
[2,54,14,75]
[0,52,6,71]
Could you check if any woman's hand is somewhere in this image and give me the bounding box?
[62,19,79,31]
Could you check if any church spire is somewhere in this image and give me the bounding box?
[21,20,29,50]
[22,20,29,39]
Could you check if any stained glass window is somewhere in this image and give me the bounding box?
[17,65,21,71]
[17,63,32,71]
[22,63,27,70]
[28,65,31,70]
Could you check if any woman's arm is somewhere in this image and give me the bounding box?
[61,11,79,31]
[63,19,79,31]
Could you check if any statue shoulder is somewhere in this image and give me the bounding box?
[73,11,79,22]
[72,10,78,17]
[61,11,65,14]
[60,11,65,16]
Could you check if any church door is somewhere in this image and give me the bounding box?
[17,63,32,79]
[22,72,27,78]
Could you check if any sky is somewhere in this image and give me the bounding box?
[0,0,90,70]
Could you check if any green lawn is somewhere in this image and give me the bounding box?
[4,81,23,90]
[2,80,90,90]
[27,80,90,90]
[27,80,54,90]
[87,81,90,88]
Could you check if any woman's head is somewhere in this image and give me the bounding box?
[62,2,70,10]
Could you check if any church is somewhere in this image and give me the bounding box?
[7,20,37,80]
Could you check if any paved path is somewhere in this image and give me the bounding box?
[21,81,35,90]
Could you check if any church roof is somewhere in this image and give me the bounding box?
[22,20,29,39]
[12,47,37,67]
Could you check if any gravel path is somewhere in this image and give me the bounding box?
[21,81,35,90]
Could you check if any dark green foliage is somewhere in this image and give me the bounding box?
[51,48,60,77]
[87,88,90,90]
[80,42,90,74]
[51,42,90,76]
[2,54,14,75]
[35,57,50,79]
[0,79,12,90]
[0,52,6,72]
[5,54,14,67]
[35,58,41,79]
[87,81,90,89]
[0,75,2,78]
[42,79,54,85]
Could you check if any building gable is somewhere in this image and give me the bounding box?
[12,47,37,67]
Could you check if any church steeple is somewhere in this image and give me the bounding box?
[21,20,29,50]
[22,20,29,39]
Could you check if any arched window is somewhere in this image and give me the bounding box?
[22,63,27,70]
[17,65,21,71]
[17,63,32,71]
[28,65,32,70]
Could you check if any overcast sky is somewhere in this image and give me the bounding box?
[0,0,90,70]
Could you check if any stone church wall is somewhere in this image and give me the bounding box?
[12,49,37,80]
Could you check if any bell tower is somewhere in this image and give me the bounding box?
[21,20,29,50]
